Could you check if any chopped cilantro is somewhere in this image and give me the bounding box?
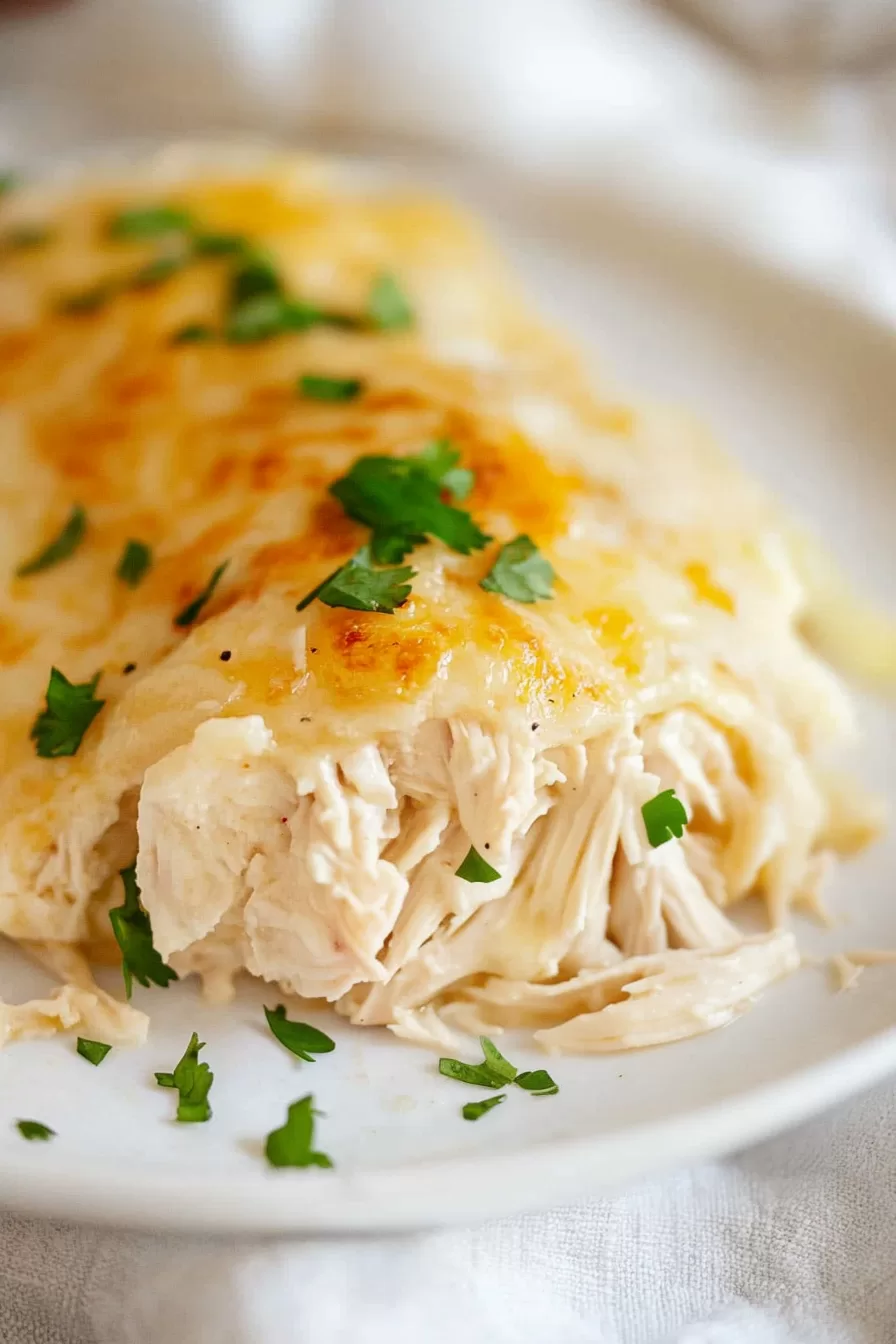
[480,534,555,603]
[462,1095,506,1121]
[228,250,283,307]
[30,668,104,758]
[0,172,19,197]
[57,282,117,315]
[192,231,248,257]
[418,438,474,502]
[368,271,414,330]
[296,546,414,614]
[129,253,188,289]
[264,1095,333,1169]
[641,788,689,848]
[455,846,501,883]
[116,539,152,587]
[109,864,178,999]
[515,1069,559,1097]
[439,1036,517,1088]
[16,1120,54,1141]
[330,450,489,557]
[108,205,193,240]
[298,374,364,403]
[157,1032,214,1123]
[170,322,214,345]
[5,224,53,249]
[264,1005,336,1061]
[77,1038,112,1067]
[174,560,228,627]
[224,294,288,342]
[16,503,86,576]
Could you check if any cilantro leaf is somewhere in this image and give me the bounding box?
[170,322,214,345]
[30,668,104,758]
[0,172,19,197]
[462,1095,506,1121]
[16,1119,54,1141]
[16,504,86,576]
[57,282,118,315]
[455,846,500,883]
[641,788,689,848]
[296,546,414,614]
[265,1094,333,1169]
[225,294,289,343]
[174,560,228,627]
[298,374,364,403]
[330,451,489,557]
[5,224,53,249]
[439,1036,517,1089]
[228,250,283,307]
[77,1038,112,1066]
[480,534,555,603]
[116,539,152,587]
[264,1005,336,1061]
[369,529,426,564]
[192,231,248,257]
[368,271,414,330]
[160,1032,214,1123]
[108,205,193,240]
[129,253,188,289]
[109,864,178,999]
[417,438,473,502]
[515,1069,559,1097]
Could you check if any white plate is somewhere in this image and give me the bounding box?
[2,150,896,1233]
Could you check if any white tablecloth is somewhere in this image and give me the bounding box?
[2,3,896,1341]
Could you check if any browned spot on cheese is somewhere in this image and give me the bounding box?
[586,605,643,677]
[684,561,735,616]
[450,420,580,542]
[0,617,36,665]
[308,598,454,703]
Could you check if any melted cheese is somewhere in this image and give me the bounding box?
[0,151,874,1053]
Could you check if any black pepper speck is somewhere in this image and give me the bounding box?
[219,650,232,662]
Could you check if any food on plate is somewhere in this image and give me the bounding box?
[0,150,881,1059]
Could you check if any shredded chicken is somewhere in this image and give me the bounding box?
[0,150,884,1055]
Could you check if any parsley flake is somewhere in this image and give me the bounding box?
[296,546,414,614]
[57,282,117,315]
[158,1032,214,1123]
[298,374,364,403]
[170,322,214,345]
[641,788,689,848]
[108,205,193,240]
[480,534,555,603]
[439,1036,517,1089]
[228,250,283,307]
[330,449,489,558]
[16,1119,54,1141]
[515,1069,559,1097]
[109,864,178,999]
[30,668,104,758]
[455,845,501,883]
[129,253,188,289]
[264,1094,333,1169]
[192,231,248,257]
[174,560,228,627]
[77,1038,112,1067]
[16,504,86,576]
[368,271,414,330]
[264,1005,336,1061]
[116,539,152,587]
[462,1094,506,1121]
[5,224,53,249]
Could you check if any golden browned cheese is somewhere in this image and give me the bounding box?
[0,153,848,957]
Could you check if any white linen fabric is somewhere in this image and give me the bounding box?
[2,1,896,1341]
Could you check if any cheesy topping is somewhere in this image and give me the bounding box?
[0,150,874,1053]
